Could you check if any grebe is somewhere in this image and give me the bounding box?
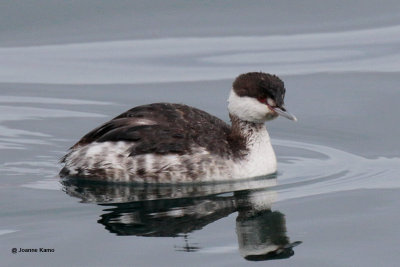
[60,72,296,183]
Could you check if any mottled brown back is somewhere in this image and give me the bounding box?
[71,103,244,158]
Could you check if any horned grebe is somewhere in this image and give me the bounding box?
[60,72,296,183]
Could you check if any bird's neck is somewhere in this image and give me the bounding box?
[228,114,271,154]
[228,114,276,176]
[230,114,267,138]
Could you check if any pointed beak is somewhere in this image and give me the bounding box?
[272,106,297,121]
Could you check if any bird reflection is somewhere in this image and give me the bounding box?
[61,176,301,261]
[174,235,201,252]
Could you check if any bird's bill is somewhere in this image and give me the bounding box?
[272,106,297,121]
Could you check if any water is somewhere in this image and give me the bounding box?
[1,1,400,266]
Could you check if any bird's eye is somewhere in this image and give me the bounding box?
[257,97,267,103]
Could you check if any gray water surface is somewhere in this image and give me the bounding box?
[1,1,400,267]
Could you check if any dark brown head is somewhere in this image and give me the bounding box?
[233,72,285,107]
[228,72,296,123]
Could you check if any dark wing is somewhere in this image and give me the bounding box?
[71,103,234,157]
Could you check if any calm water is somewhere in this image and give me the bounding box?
[1,1,400,266]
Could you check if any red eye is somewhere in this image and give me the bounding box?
[257,97,267,103]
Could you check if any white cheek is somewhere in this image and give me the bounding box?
[227,89,274,122]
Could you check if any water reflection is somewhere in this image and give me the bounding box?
[62,177,301,261]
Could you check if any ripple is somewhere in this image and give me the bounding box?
[2,160,58,177]
[0,105,106,124]
[275,140,400,202]
[0,95,109,149]
[201,49,363,65]
[0,230,18,236]
[21,179,61,190]
[0,95,113,105]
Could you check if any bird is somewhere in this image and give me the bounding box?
[60,72,297,183]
